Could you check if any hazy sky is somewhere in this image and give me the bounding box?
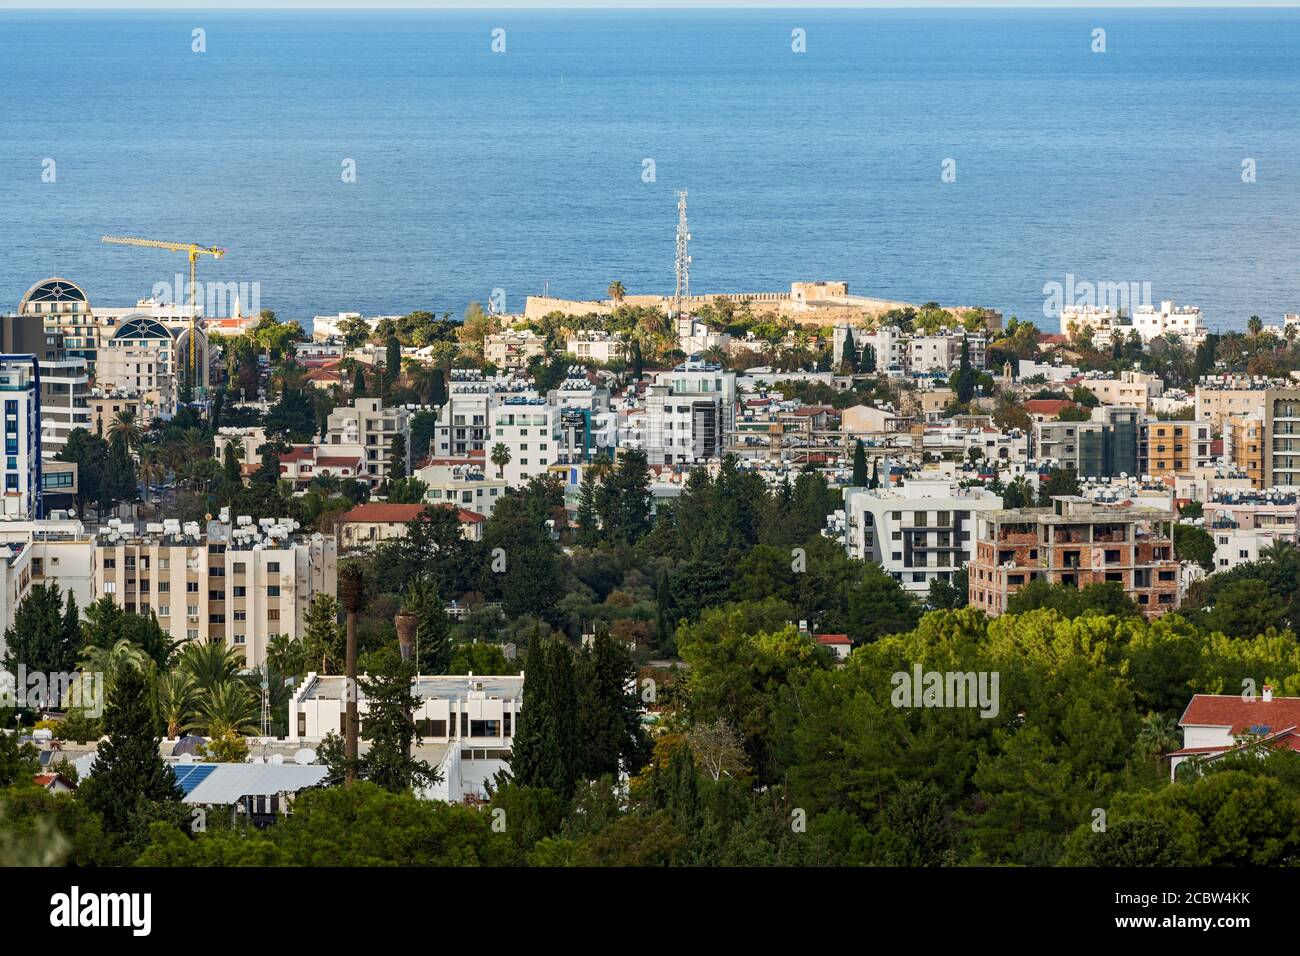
[3,1,1299,10]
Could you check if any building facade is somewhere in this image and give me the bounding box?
[967,497,1180,618]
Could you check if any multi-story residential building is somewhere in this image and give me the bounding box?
[431,370,536,460]
[310,311,403,342]
[1034,405,1140,478]
[676,317,731,356]
[565,331,625,364]
[0,312,90,455]
[1204,490,1297,571]
[841,479,1003,595]
[638,358,736,466]
[549,368,615,465]
[277,444,368,493]
[1193,376,1279,433]
[19,277,98,368]
[1075,371,1162,409]
[0,518,95,663]
[1263,388,1300,488]
[416,463,508,517]
[289,672,524,801]
[1059,305,1123,345]
[1130,300,1208,345]
[0,355,43,519]
[1138,419,1213,478]
[485,330,547,371]
[213,426,269,471]
[325,397,411,484]
[967,497,1180,618]
[93,517,337,666]
[489,396,561,486]
[95,314,179,415]
[89,387,158,437]
[857,326,908,376]
[908,332,986,373]
[1226,415,1265,488]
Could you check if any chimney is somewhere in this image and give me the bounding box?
[1264,685,1274,703]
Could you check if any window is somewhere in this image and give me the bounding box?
[158,582,170,593]
[268,562,280,573]
[233,586,246,597]
[158,605,170,617]
[186,581,198,592]
[187,605,199,617]
[103,582,116,594]
[268,609,280,621]
[267,586,280,597]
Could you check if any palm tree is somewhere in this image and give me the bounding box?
[491,442,511,479]
[191,680,259,738]
[1136,712,1180,771]
[266,634,306,678]
[183,427,211,462]
[156,670,196,738]
[702,344,729,368]
[1248,314,1264,337]
[107,410,142,453]
[177,639,242,693]
[75,639,150,702]
[607,280,627,308]
[137,445,158,505]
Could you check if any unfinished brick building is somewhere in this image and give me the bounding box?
[967,496,1180,618]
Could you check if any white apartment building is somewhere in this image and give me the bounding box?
[909,332,987,373]
[213,426,269,469]
[311,312,402,342]
[93,517,338,667]
[638,359,737,466]
[490,397,561,486]
[95,315,179,414]
[415,461,508,517]
[676,317,730,356]
[289,672,524,801]
[566,331,625,364]
[1131,300,1208,345]
[841,478,1004,595]
[432,370,539,459]
[325,397,411,484]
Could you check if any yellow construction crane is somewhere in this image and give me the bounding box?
[101,236,226,389]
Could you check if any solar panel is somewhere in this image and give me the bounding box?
[170,763,216,796]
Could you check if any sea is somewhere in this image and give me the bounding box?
[1,7,1299,333]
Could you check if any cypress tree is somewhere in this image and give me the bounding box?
[654,568,676,656]
[577,628,650,779]
[540,638,580,800]
[78,666,181,838]
[851,439,868,487]
[575,469,600,547]
[509,630,548,789]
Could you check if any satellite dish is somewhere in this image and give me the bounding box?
[270,754,284,765]
[294,748,317,766]
[250,755,265,764]
[177,752,195,764]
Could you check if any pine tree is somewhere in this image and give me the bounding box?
[403,574,451,675]
[540,637,580,800]
[357,648,438,793]
[78,666,181,838]
[851,439,868,487]
[2,584,80,678]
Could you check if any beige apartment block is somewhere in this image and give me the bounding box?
[93,523,337,667]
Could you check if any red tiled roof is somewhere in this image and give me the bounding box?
[305,369,343,382]
[340,502,483,525]
[316,455,362,467]
[1038,333,1069,345]
[815,633,851,645]
[1179,693,1300,736]
[279,446,316,462]
[1023,399,1074,416]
